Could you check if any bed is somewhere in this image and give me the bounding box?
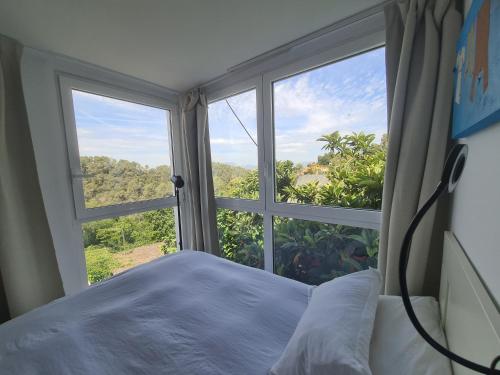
[0,231,497,374]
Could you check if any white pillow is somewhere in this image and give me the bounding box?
[369,295,452,375]
[270,268,381,375]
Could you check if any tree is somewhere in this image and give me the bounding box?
[81,131,387,286]
[219,131,387,284]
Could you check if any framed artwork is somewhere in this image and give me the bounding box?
[453,0,500,138]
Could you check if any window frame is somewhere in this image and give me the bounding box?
[262,44,385,230]
[206,29,386,273]
[59,75,179,222]
[206,77,265,214]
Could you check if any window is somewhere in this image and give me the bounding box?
[72,90,173,208]
[272,48,387,210]
[208,45,386,283]
[60,76,179,283]
[207,79,264,270]
[208,89,259,200]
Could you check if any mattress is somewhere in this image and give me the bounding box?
[0,250,451,374]
[0,251,311,374]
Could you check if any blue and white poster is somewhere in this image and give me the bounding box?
[453,0,500,138]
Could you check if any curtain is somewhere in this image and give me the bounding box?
[180,90,220,255]
[0,35,64,321]
[379,0,462,295]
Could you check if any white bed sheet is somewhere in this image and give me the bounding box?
[369,295,453,375]
[0,250,452,375]
[0,251,311,375]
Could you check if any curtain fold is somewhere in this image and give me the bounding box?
[379,0,462,295]
[0,35,64,320]
[180,90,220,255]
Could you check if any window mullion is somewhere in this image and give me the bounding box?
[262,72,276,273]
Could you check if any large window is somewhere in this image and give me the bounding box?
[61,77,179,284]
[71,90,173,208]
[208,46,386,284]
[273,48,387,210]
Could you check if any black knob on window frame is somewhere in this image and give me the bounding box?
[171,175,185,189]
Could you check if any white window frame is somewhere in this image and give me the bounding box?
[206,24,386,273]
[207,77,265,214]
[59,75,180,222]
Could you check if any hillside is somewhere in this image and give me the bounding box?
[81,156,172,208]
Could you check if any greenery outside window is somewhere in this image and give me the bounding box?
[208,44,386,283]
[272,48,387,210]
[83,209,176,284]
[208,89,259,200]
[60,76,180,284]
[216,209,264,269]
[273,217,378,285]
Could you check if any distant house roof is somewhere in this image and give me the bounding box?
[296,174,329,186]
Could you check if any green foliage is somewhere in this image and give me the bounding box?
[275,160,300,202]
[273,218,375,284]
[215,131,387,285]
[81,132,386,286]
[85,246,119,284]
[216,209,264,269]
[212,162,254,199]
[142,209,177,254]
[82,209,176,283]
[81,156,172,208]
[280,131,386,209]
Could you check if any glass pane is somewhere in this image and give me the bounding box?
[72,90,172,208]
[273,216,378,285]
[273,48,387,210]
[217,209,264,269]
[82,208,177,284]
[208,90,259,199]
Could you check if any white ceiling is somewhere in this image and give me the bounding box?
[0,0,383,92]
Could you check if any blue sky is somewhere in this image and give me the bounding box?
[72,90,171,167]
[74,47,386,169]
[209,47,387,168]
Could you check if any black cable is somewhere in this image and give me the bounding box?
[224,99,258,147]
[492,356,500,372]
[399,180,500,374]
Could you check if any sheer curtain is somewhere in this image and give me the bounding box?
[379,0,462,295]
[180,90,220,255]
[0,35,64,321]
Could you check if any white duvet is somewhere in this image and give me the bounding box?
[0,251,311,375]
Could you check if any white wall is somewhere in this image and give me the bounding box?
[450,122,500,305]
[21,48,180,295]
[449,0,500,305]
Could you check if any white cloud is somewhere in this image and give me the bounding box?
[210,138,253,146]
[272,63,387,164]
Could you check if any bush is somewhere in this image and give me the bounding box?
[216,131,386,284]
[85,246,120,284]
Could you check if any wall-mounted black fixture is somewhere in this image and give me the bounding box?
[171,175,185,250]
[399,144,500,374]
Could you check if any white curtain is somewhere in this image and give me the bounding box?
[0,35,64,320]
[180,90,220,255]
[379,0,462,295]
